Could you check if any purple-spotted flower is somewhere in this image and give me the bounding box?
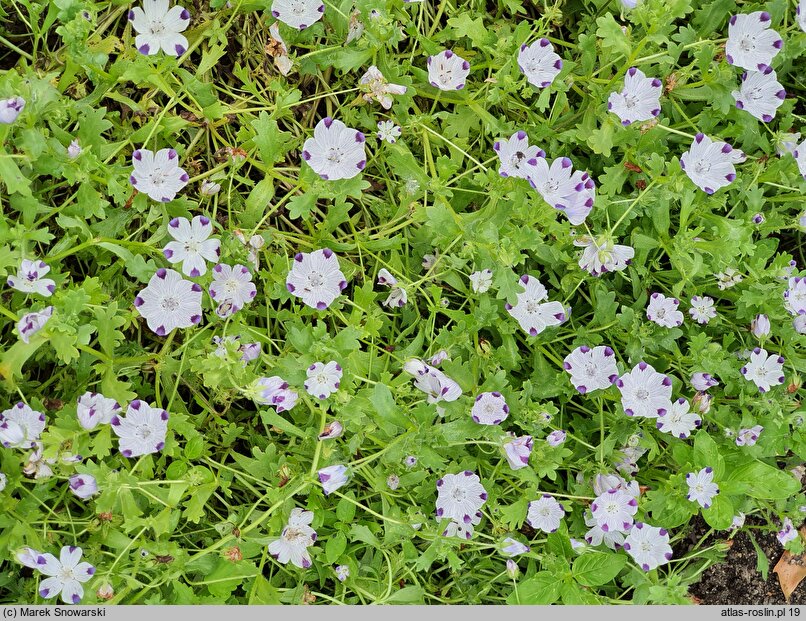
[527,157,595,225]
[592,473,640,498]
[377,120,401,144]
[656,398,701,439]
[736,425,763,447]
[574,235,634,276]
[518,39,562,89]
[7,259,56,297]
[740,347,785,392]
[686,467,719,509]
[623,523,673,571]
[268,508,317,568]
[778,518,799,546]
[689,295,717,324]
[469,269,493,293]
[335,565,349,581]
[691,372,718,392]
[302,117,365,180]
[0,96,25,124]
[796,141,806,180]
[129,148,189,202]
[733,67,785,122]
[318,464,349,495]
[255,376,299,412]
[403,359,462,407]
[68,474,98,500]
[76,392,120,431]
[442,511,481,540]
[318,420,343,440]
[36,546,95,604]
[617,362,673,419]
[716,267,744,290]
[16,547,46,569]
[585,511,626,550]
[784,276,806,316]
[162,215,220,277]
[430,350,449,366]
[209,264,257,318]
[271,0,323,30]
[526,495,565,533]
[608,67,662,126]
[213,336,261,364]
[503,434,533,470]
[680,134,746,195]
[501,537,530,557]
[591,488,638,532]
[128,0,190,56]
[470,392,509,425]
[17,306,53,343]
[286,248,348,310]
[304,361,343,400]
[546,430,566,447]
[751,313,770,338]
[646,292,684,328]
[435,471,487,524]
[0,403,46,449]
[505,274,566,337]
[134,268,202,335]
[563,345,619,394]
[427,50,470,90]
[111,401,169,458]
[359,66,407,109]
[726,12,783,71]
[493,131,543,179]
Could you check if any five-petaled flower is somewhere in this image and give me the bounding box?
[286,248,348,310]
[470,392,509,425]
[503,435,533,470]
[134,268,202,335]
[617,362,673,419]
[427,50,470,90]
[271,0,324,30]
[111,400,169,458]
[128,0,190,56]
[740,347,785,392]
[304,361,343,399]
[563,345,619,394]
[318,464,349,495]
[7,259,56,297]
[17,306,53,343]
[686,467,719,509]
[301,117,366,181]
[608,67,662,126]
[689,295,717,324]
[733,66,786,122]
[526,495,565,533]
[0,402,46,449]
[129,148,189,202]
[623,523,673,571]
[209,263,257,318]
[493,131,543,179]
[656,398,701,439]
[435,471,487,525]
[591,488,638,533]
[255,376,299,412]
[518,39,562,89]
[646,292,684,328]
[268,508,317,568]
[725,12,783,71]
[0,96,25,124]
[36,546,95,604]
[76,392,120,430]
[680,133,746,194]
[505,274,566,337]
[163,216,220,277]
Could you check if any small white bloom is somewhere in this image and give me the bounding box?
[732,66,786,122]
[403,360,462,406]
[304,361,343,399]
[493,131,544,179]
[715,267,744,290]
[162,215,220,277]
[286,248,348,310]
[616,362,673,419]
[546,430,566,446]
[563,345,619,394]
[335,565,350,581]
[267,21,293,75]
[442,511,481,540]
[501,537,530,557]
[271,0,324,30]
[623,523,673,571]
[209,263,257,317]
[736,425,763,447]
[689,295,717,324]
[318,420,343,440]
[427,50,470,91]
[200,179,221,196]
[129,147,189,202]
[67,139,82,159]
[36,546,95,604]
[301,118,366,181]
[526,495,565,533]
[0,472,6,492]
[646,292,684,328]
[0,403,46,449]
[435,471,487,524]
[574,235,634,276]
[318,464,349,495]
[360,66,407,109]
[680,134,745,195]
[111,400,169,458]
[778,517,799,546]
[608,67,662,126]
[784,277,806,316]
[68,474,99,499]
[268,508,316,568]
[382,287,408,308]
[387,474,399,490]
[584,510,626,550]
[469,269,493,293]
[527,157,595,225]
[76,392,120,430]
[470,391,509,425]
[128,0,190,56]
[751,313,770,338]
[796,141,806,180]
[686,467,719,509]
[726,11,783,71]
[0,96,25,124]
[377,120,401,144]
[691,372,718,392]
[503,435,533,470]
[518,39,562,89]
[7,259,56,297]
[255,376,299,413]
[730,513,746,531]
[134,268,203,336]
[17,306,53,343]
[656,398,701,439]
[505,274,566,337]
[740,347,785,393]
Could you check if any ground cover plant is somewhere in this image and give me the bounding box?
[0,0,805,606]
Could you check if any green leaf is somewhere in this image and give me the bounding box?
[325,531,347,564]
[572,551,627,586]
[507,572,562,604]
[726,460,800,499]
[702,494,734,530]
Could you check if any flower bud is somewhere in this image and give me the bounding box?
[200,179,221,196]
[751,314,770,338]
[96,583,114,601]
[692,391,712,414]
[506,559,519,579]
[386,474,400,491]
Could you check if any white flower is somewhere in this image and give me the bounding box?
[23,443,55,479]
[469,269,493,293]
[799,0,806,32]
[784,276,806,316]
[691,372,718,392]
[304,361,343,399]
[616,361,673,419]
[0,472,5,492]
[733,67,786,122]
[526,495,565,533]
[67,139,82,159]
[517,39,562,89]
[268,508,317,568]
[17,306,53,343]
[302,117,366,181]
[736,425,763,447]
[796,141,806,180]
[527,157,595,225]
[435,471,487,524]
[346,9,363,43]
[429,350,449,366]
[730,513,746,531]
[689,295,716,324]
[129,147,189,202]
[503,435,533,470]
[110,400,169,458]
[584,511,626,550]
[16,547,47,569]
[360,66,407,109]
[0,96,25,124]
[493,131,544,179]
[387,474,399,490]
[0,403,46,449]
[318,420,343,440]
[563,345,619,394]
[608,67,662,126]
[200,179,221,196]
[470,391,509,425]
[134,268,202,336]
[726,12,783,71]
[377,268,398,287]
[623,523,673,571]
[36,546,95,604]
[76,392,120,430]
[128,0,190,56]
[162,215,220,277]
[209,263,257,318]
[591,488,638,532]
[286,248,348,310]
[656,398,701,439]
[716,267,744,290]
[335,565,350,581]
[686,467,719,509]
[501,538,530,557]
[442,511,481,540]
[255,376,299,412]
[546,430,566,446]
[427,50,470,91]
[403,360,462,406]
[382,287,408,308]
[377,120,401,144]
[271,0,324,30]
[751,313,771,338]
[740,347,785,393]
[68,474,99,499]
[592,473,639,498]
[794,315,806,334]
[680,133,745,195]
[318,464,348,495]
[575,235,634,277]
[778,518,799,546]
[7,259,56,297]
[505,274,566,337]
[646,292,684,328]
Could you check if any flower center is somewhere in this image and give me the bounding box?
[635,388,650,402]
[526,300,540,313]
[316,373,329,384]
[450,487,466,502]
[694,160,712,175]
[585,363,598,378]
[624,94,639,109]
[290,1,306,15]
[136,425,152,440]
[161,296,180,311]
[307,271,324,287]
[185,240,201,254]
[58,567,76,582]
[739,36,755,53]
[326,147,343,164]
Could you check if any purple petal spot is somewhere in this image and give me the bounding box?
[491,391,501,398]
[298,23,306,29]
[323,117,334,128]
[40,589,50,598]
[493,141,500,151]
[651,78,661,88]
[561,157,572,168]
[661,376,672,387]
[664,552,673,560]
[539,38,550,47]
[272,10,279,16]
[504,303,512,310]
[175,44,186,55]
[608,374,617,383]
[607,102,613,110]
[635,522,644,529]
[318,4,324,11]
[134,296,144,307]
[357,160,366,170]
[651,108,660,117]
[167,149,177,160]
[138,43,151,55]
[622,543,631,551]
[622,119,631,127]
[122,449,133,457]
[656,422,664,429]
[657,408,667,417]
[180,8,190,19]
[436,478,444,487]
[776,90,786,100]
[444,50,454,58]
[638,361,648,370]
[160,410,169,421]
[355,132,365,143]
[338,280,347,290]
[726,54,734,64]
[128,9,135,20]
[110,415,121,426]
[155,441,165,451]
[516,130,526,140]
[625,408,634,417]
[191,283,202,293]
[179,173,189,183]
[773,39,783,49]
[87,566,96,576]
[627,67,637,76]
[436,507,444,517]
[316,301,327,310]
[721,143,733,154]
[562,362,572,370]
[704,187,714,195]
[725,173,736,181]
[729,14,737,25]
[759,11,770,21]
[464,470,473,476]
[777,356,785,364]
[695,133,704,143]
[616,379,624,388]
[601,523,610,532]
[322,247,333,259]
[163,248,174,260]
[578,385,588,394]
[753,347,761,354]
[520,44,527,51]
[156,268,168,279]
[294,253,304,262]
[762,115,772,123]
[480,492,488,500]
[735,101,744,110]
[319,473,331,483]
[641,563,650,571]
[156,326,167,336]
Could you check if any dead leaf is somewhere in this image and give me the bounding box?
[773,527,806,602]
